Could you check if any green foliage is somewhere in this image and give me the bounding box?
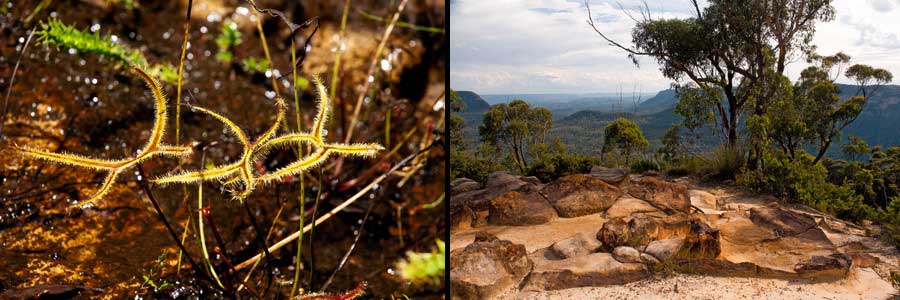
[36,18,177,83]
[526,141,598,182]
[396,240,445,286]
[739,151,871,222]
[451,143,503,182]
[630,159,661,174]
[241,56,269,74]
[702,146,746,180]
[141,251,172,291]
[479,100,552,173]
[601,118,649,165]
[215,21,242,63]
[664,156,705,178]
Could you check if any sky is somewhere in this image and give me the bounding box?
[450,0,900,94]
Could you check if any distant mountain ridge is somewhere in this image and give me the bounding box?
[453,84,900,157]
[455,91,490,113]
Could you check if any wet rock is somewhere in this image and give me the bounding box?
[550,232,603,259]
[488,191,558,226]
[794,253,852,279]
[450,233,533,300]
[0,284,102,300]
[451,178,482,195]
[612,246,642,263]
[605,196,666,219]
[589,166,628,186]
[521,252,649,291]
[626,177,690,214]
[540,174,620,218]
[644,237,684,261]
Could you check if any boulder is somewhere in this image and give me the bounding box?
[550,232,603,259]
[452,189,492,212]
[612,246,642,263]
[626,177,691,214]
[589,166,629,186]
[540,174,620,218]
[521,252,649,291]
[488,191,558,226]
[640,253,661,265]
[644,237,685,261]
[485,171,527,191]
[794,253,852,279]
[597,214,720,259]
[605,196,666,219]
[714,212,836,276]
[450,233,533,300]
[450,205,475,231]
[451,178,482,195]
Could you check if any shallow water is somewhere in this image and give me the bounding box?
[0,0,446,298]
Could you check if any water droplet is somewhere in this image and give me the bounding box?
[92,96,99,103]
[367,75,375,83]
[68,48,76,55]
[110,35,118,42]
[265,90,276,99]
[214,81,221,89]
[49,11,57,17]
[90,23,100,32]
[29,111,35,118]
[265,70,272,78]
[17,37,24,44]
[380,59,392,71]
[200,26,208,34]
[91,78,98,85]
[387,268,395,275]
[207,13,221,23]
[236,6,250,15]
[433,99,445,111]
[187,52,194,60]
[163,31,172,40]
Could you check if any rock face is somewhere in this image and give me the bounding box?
[521,252,649,291]
[605,196,666,219]
[794,253,852,279]
[540,174,620,218]
[612,246,642,263]
[589,166,628,186]
[451,205,475,231]
[550,232,603,259]
[626,177,691,213]
[488,191,558,226]
[450,233,533,300]
[452,178,482,195]
[644,237,685,261]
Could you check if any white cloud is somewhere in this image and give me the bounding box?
[451,0,900,94]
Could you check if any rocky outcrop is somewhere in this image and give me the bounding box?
[452,178,482,195]
[644,237,684,261]
[604,196,666,219]
[794,253,852,279]
[550,232,603,259]
[589,166,628,186]
[612,246,642,263]
[488,191,558,226]
[540,174,620,218]
[450,233,533,300]
[521,252,649,291]
[452,172,544,231]
[626,176,690,213]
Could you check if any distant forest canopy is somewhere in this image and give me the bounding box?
[454,83,900,158]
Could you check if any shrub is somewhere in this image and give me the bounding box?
[526,151,598,182]
[738,151,872,222]
[630,158,661,174]
[664,156,704,177]
[700,146,746,180]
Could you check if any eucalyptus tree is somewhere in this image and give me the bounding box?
[478,100,553,173]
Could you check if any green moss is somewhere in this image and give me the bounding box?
[396,239,445,285]
[215,21,242,63]
[36,18,176,83]
[241,56,269,74]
